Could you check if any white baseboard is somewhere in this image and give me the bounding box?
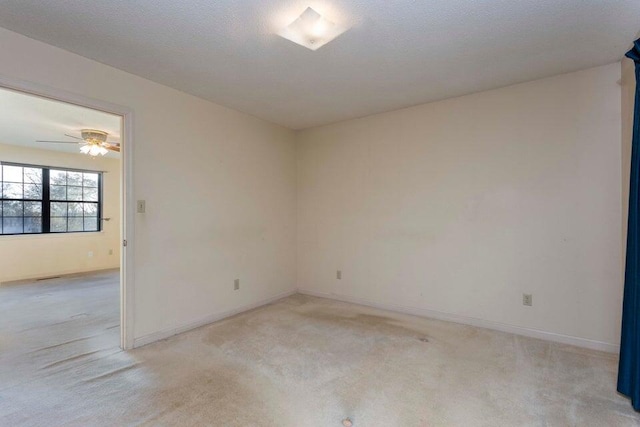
[1,267,119,285]
[133,287,619,353]
[133,289,297,348]
[298,289,620,354]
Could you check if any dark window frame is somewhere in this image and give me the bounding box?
[0,161,103,236]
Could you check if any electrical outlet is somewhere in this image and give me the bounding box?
[137,200,146,213]
[234,279,240,290]
[337,270,342,280]
[88,251,93,258]
[523,293,533,306]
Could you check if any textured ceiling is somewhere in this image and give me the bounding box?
[0,87,121,158]
[0,0,638,129]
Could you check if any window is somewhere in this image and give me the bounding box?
[0,163,102,235]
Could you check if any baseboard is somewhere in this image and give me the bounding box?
[297,289,620,354]
[1,267,119,285]
[133,289,297,348]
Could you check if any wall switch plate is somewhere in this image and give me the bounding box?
[108,249,113,255]
[523,293,533,306]
[234,279,240,290]
[137,200,146,213]
[337,270,342,280]
[88,251,93,258]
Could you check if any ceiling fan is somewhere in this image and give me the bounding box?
[36,129,120,156]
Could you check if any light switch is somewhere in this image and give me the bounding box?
[137,200,146,213]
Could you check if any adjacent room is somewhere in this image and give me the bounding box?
[0,1,639,426]
[0,88,123,378]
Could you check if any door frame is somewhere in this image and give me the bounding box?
[0,74,136,350]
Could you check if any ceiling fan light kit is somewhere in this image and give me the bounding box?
[80,143,109,156]
[79,129,111,156]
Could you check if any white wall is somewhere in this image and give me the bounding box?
[0,143,120,282]
[297,63,623,350]
[0,28,297,342]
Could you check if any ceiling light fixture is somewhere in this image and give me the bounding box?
[77,130,111,156]
[80,144,109,156]
[277,7,346,51]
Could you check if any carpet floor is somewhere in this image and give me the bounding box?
[1,271,639,426]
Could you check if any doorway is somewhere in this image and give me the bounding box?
[0,78,133,350]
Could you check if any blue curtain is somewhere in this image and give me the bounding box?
[619,39,640,411]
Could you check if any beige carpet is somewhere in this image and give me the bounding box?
[1,271,638,426]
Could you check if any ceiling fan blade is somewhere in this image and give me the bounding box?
[106,145,120,153]
[64,134,84,141]
[36,140,80,144]
[107,142,121,146]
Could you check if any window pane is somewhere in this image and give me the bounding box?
[24,217,42,233]
[23,184,42,200]
[23,168,42,185]
[3,201,22,216]
[2,217,23,234]
[83,187,98,201]
[68,217,83,232]
[67,186,83,201]
[68,202,83,216]
[50,185,66,200]
[67,186,82,201]
[3,165,22,183]
[84,217,98,231]
[83,203,98,216]
[50,170,66,185]
[67,172,82,186]
[2,183,23,199]
[24,202,42,217]
[51,202,67,217]
[83,173,98,187]
[50,217,67,232]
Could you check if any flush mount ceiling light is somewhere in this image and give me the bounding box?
[277,7,346,51]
